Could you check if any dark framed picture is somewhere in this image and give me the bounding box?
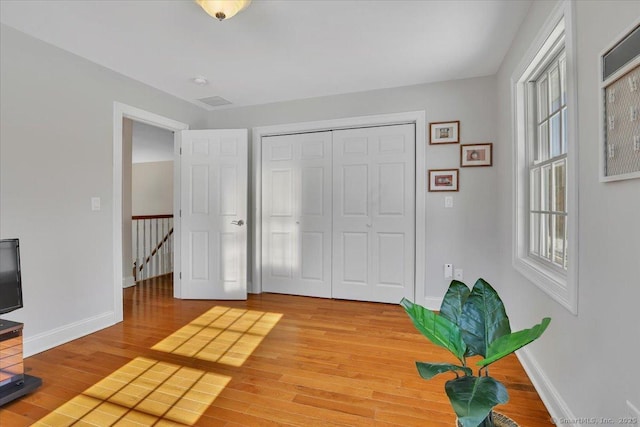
[429,121,460,144]
[461,143,493,167]
[428,169,459,192]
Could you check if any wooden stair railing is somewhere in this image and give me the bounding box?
[132,214,174,281]
[135,228,174,273]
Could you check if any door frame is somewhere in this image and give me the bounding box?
[252,110,427,304]
[112,102,189,323]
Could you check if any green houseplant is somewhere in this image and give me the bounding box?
[400,278,550,427]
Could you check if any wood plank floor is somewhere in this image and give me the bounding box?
[1,275,553,426]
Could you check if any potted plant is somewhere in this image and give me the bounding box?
[400,278,550,427]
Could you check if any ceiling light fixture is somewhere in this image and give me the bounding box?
[192,76,209,86]
[196,0,252,21]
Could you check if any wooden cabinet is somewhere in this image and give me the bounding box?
[0,320,24,388]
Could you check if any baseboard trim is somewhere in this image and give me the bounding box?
[516,348,578,427]
[123,276,135,288]
[23,311,116,358]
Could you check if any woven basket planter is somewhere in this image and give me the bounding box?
[457,412,518,427]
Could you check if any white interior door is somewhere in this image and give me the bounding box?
[261,132,332,297]
[332,124,415,303]
[180,129,247,299]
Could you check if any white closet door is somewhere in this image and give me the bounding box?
[332,124,415,303]
[180,129,248,300]
[262,132,332,297]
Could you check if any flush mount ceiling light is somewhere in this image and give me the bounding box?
[191,76,209,86]
[196,0,252,21]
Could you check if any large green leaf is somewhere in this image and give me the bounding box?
[477,317,551,367]
[416,362,472,380]
[400,298,467,361]
[439,280,471,327]
[445,376,509,427]
[459,279,511,357]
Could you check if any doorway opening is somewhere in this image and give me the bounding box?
[112,102,189,323]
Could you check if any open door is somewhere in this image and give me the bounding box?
[179,129,248,299]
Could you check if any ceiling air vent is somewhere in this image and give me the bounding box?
[198,96,232,107]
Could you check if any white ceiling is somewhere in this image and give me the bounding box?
[0,0,531,111]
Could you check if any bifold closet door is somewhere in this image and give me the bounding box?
[332,124,415,303]
[261,132,332,297]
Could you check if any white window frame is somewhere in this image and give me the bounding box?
[511,0,579,314]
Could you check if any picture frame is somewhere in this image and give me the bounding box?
[461,143,493,167]
[429,121,460,144]
[599,21,640,182]
[428,169,459,192]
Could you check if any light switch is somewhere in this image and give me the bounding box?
[445,196,453,208]
[91,197,101,211]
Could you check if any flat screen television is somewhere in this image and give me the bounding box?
[0,238,23,315]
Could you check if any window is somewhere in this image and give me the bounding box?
[513,1,578,314]
[529,50,568,271]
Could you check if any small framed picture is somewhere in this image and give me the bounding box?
[429,121,460,144]
[428,169,459,192]
[460,143,493,167]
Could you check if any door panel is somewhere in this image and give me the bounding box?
[332,124,415,303]
[180,129,247,300]
[262,132,332,297]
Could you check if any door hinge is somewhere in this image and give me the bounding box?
[179,272,182,279]
[180,209,182,217]
[179,147,182,155]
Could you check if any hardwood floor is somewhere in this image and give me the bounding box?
[1,275,553,426]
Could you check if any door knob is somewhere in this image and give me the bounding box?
[231,219,245,226]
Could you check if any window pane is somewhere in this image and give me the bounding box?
[541,164,551,211]
[553,160,566,213]
[554,214,566,266]
[550,65,561,112]
[530,213,540,255]
[561,107,567,154]
[538,76,548,120]
[538,121,549,162]
[560,56,566,106]
[540,213,552,261]
[530,168,541,211]
[550,112,562,157]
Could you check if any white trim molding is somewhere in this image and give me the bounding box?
[517,348,579,427]
[511,0,579,315]
[23,311,115,357]
[251,110,427,303]
[112,102,189,320]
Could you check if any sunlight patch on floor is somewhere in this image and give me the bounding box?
[32,357,230,427]
[152,306,282,367]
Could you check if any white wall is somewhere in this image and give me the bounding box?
[496,0,640,422]
[207,76,500,306]
[0,24,207,355]
[132,161,174,216]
